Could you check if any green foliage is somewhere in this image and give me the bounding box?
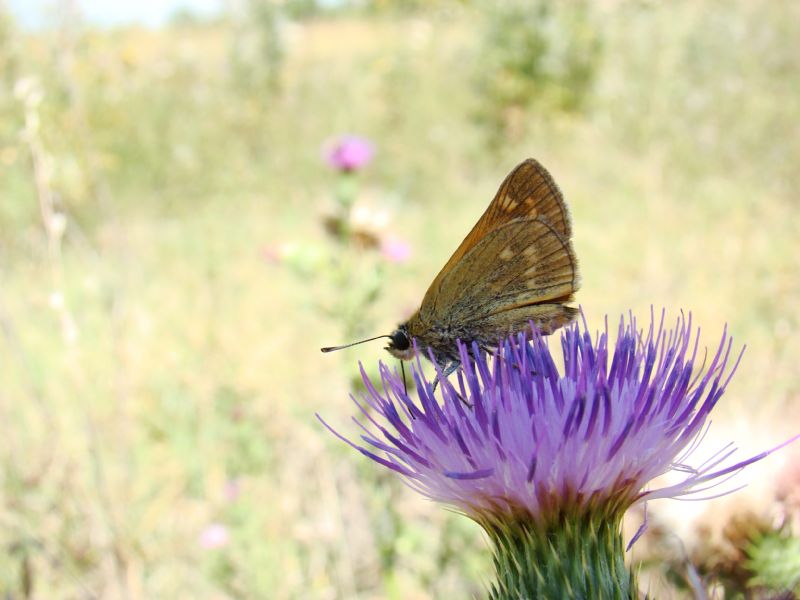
[745,529,800,594]
[229,0,285,93]
[597,1,800,196]
[474,0,602,144]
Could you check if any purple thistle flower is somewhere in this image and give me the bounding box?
[323,135,374,172]
[319,311,797,531]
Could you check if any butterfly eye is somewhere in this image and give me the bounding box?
[390,330,410,351]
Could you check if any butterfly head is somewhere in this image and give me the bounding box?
[386,324,415,360]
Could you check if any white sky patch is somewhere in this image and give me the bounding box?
[7,0,224,29]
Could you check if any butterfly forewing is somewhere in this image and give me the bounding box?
[484,159,571,237]
[427,158,571,299]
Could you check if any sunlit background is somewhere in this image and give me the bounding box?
[1,0,799,597]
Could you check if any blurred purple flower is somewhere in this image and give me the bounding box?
[319,311,797,534]
[323,135,374,172]
[381,237,412,264]
[199,523,230,550]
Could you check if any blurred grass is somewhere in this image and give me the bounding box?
[0,1,799,598]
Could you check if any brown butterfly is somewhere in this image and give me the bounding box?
[322,158,580,381]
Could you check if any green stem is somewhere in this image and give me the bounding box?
[335,171,358,210]
[482,512,640,600]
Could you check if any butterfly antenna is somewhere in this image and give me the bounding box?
[320,335,392,353]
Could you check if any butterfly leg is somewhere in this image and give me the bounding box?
[475,344,538,377]
[431,360,460,391]
[431,361,473,408]
[510,363,540,378]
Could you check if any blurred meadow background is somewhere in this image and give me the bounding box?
[1,0,799,597]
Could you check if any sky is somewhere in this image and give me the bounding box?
[6,0,225,29]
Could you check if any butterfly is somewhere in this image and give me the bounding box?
[323,158,580,382]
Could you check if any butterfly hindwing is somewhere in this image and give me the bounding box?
[428,217,578,326]
[469,303,580,339]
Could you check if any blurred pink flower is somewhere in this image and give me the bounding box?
[323,135,374,172]
[776,446,800,509]
[199,523,230,550]
[261,244,282,265]
[224,479,241,503]
[381,237,412,264]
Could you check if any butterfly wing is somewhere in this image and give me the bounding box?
[428,158,570,288]
[430,216,579,327]
[418,159,578,326]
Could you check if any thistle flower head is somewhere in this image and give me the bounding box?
[323,135,374,172]
[380,236,412,264]
[320,311,796,532]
